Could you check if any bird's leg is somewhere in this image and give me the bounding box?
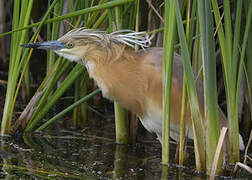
[130,113,138,144]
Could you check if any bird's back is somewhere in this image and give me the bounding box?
[136,47,194,141]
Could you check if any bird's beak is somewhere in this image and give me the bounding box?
[21,40,65,50]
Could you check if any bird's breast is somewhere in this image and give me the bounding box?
[85,61,110,97]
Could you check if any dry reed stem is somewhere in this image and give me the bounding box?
[146,0,164,23]
[210,127,227,179]
[234,162,252,174]
[12,90,43,134]
[0,80,7,85]
[244,129,252,164]
[214,12,224,37]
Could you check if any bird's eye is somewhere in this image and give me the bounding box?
[66,42,74,49]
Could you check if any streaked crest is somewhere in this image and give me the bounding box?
[59,28,153,49]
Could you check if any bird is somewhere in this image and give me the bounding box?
[21,28,245,150]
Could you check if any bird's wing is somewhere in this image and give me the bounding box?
[138,47,184,82]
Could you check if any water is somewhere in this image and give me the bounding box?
[0,110,251,179]
[0,125,187,179]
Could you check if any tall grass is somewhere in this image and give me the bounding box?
[211,0,252,163]
[244,1,252,136]
[178,0,197,166]
[175,0,205,171]
[197,0,221,173]
[162,0,176,165]
[1,0,59,135]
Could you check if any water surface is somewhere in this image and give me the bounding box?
[0,111,250,179]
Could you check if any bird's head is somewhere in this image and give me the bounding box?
[22,28,152,65]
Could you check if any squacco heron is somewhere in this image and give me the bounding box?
[22,28,245,149]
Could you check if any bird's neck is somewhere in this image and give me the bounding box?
[83,42,126,65]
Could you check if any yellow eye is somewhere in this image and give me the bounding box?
[66,42,74,49]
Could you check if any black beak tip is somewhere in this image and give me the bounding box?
[20,44,28,48]
[20,43,38,49]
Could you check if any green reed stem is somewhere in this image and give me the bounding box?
[26,65,86,131]
[1,0,34,134]
[35,89,101,132]
[112,5,130,144]
[236,2,252,136]
[175,0,205,171]
[179,0,192,166]
[211,0,246,163]
[244,0,252,135]
[47,0,63,74]
[162,0,176,165]
[0,0,135,38]
[197,0,221,174]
